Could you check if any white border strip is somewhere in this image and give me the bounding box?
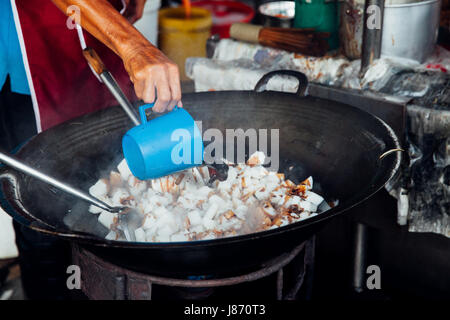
[10,0,42,132]
[76,24,87,49]
[120,0,127,14]
[11,0,129,132]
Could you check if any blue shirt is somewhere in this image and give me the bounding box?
[0,0,30,95]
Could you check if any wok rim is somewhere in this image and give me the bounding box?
[0,90,402,249]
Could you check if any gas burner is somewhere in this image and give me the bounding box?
[71,238,315,300]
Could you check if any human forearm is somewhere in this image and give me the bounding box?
[52,0,147,58]
[51,0,182,112]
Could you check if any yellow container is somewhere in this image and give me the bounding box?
[158,7,212,80]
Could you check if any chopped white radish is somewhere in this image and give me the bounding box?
[188,210,203,225]
[89,179,108,198]
[117,159,132,180]
[134,228,146,242]
[105,231,117,240]
[98,211,116,229]
[304,190,324,206]
[89,204,103,214]
[90,151,330,243]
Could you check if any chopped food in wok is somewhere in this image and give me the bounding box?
[88,152,333,242]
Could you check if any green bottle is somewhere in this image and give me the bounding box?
[294,0,339,50]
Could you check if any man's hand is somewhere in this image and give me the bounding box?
[122,0,182,111]
[124,45,182,112]
[52,0,182,113]
[123,0,146,24]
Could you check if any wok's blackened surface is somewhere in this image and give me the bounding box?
[0,91,401,275]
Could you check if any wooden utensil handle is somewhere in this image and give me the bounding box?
[230,23,262,44]
[82,47,106,75]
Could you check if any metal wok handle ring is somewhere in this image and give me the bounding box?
[379,148,404,160]
[0,164,21,200]
[254,70,309,96]
[0,166,52,228]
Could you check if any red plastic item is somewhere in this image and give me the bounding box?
[426,64,448,73]
[191,0,255,38]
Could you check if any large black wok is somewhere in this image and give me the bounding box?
[0,73,401,276]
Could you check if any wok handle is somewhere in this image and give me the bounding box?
[0,151,117,213]
[379,148,404,160]
[254,70,309,96]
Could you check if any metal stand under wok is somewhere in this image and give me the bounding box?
[72,239,315,300]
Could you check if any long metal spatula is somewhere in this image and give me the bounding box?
[82,47,140,126]
[0,151,142,241]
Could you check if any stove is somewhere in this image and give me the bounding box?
[71,238,315,300]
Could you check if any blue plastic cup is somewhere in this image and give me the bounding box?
[122,104,204,180]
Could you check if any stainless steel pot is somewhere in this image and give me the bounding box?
[340,0,441,63]
[381,0,441,62]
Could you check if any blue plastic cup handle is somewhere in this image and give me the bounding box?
[139,103,181,124]
[123,103,204,180]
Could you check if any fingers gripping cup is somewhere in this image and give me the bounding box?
[122,104,204,180]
